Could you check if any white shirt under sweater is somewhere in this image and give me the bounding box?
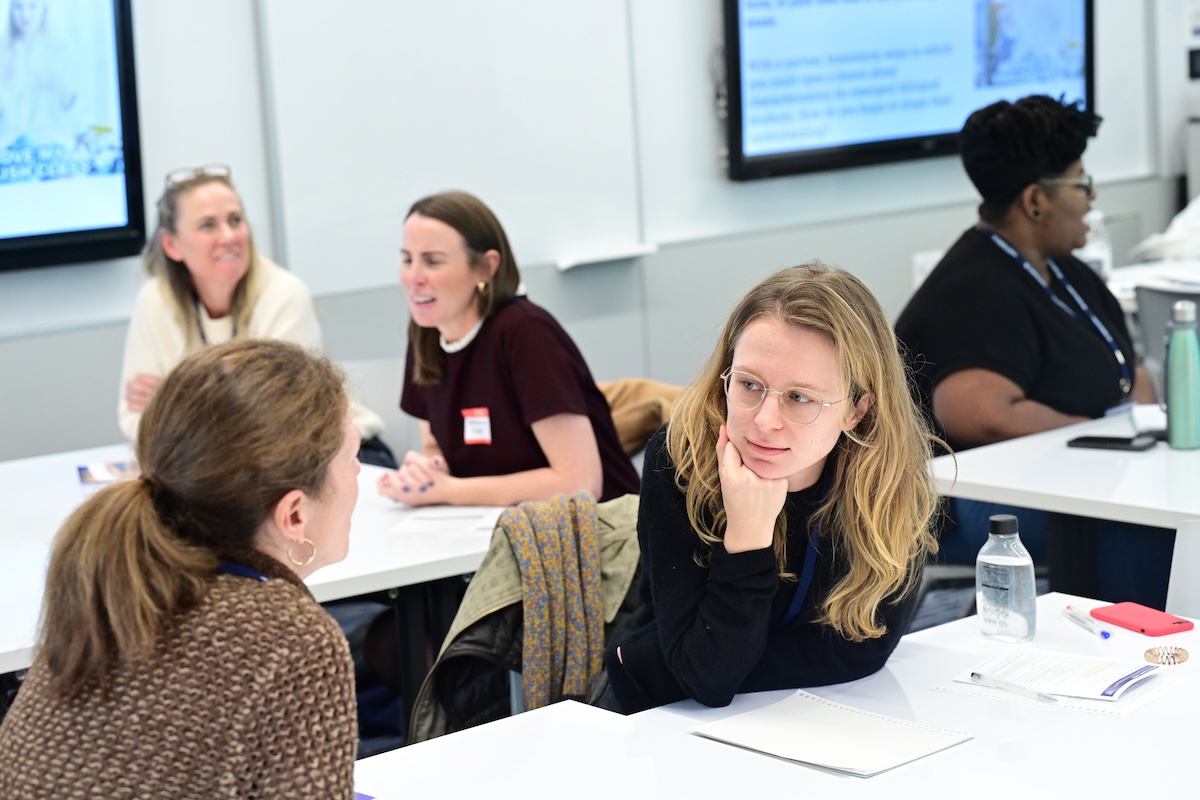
[118,258,384,441]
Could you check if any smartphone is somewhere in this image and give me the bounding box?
[1090,602,1195,636]
[1066,435,1157,451]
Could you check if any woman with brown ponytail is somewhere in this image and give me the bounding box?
[0,339,361,798]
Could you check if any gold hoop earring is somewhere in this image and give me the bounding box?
[287,536,317,567]
[477,281,488,294]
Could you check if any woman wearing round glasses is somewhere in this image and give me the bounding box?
[895,95,1169,607]
[118,164,395,466]
[598,263,938,713]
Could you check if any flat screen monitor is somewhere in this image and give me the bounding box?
[724,0,1094,181]
[0,0,144,271]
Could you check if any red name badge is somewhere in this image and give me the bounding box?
[462,407,492,445]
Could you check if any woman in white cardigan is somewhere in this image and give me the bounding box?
[118,163,396,467]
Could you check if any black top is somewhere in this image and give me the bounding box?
[401,297,639,502]
[894,227,1134,452]
[603,428,921,713]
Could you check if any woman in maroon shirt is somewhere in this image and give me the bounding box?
[378,190,638,506]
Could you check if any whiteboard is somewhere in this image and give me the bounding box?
[257,0,643,296]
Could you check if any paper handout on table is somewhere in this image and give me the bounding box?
[77,459,139,497]
[691,690,972,777]
[78,459,139,484]
[958,648,1160,701]
[399,506,504,535]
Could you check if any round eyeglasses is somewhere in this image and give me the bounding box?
[720,369,847,426]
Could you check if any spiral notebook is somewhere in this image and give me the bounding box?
[691,690,972,777]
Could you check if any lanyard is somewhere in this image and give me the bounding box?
[217,562,268,581]
[194,297,238,346]
[986,231,1132,395]
[776,526,820,629]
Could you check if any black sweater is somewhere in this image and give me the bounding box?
[604,428,921,713]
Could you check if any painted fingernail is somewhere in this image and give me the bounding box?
[402,486,409,493]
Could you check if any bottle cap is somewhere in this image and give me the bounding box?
[988,514,1019,535]
[1174,300,1197,324]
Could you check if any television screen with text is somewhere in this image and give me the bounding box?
[724,0,1092,180]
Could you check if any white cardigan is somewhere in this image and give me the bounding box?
[118,258,383,441]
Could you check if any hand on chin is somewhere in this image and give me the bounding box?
[716,425,789,545]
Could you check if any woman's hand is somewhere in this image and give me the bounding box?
[377,450,453,506]
[716,424,787,554]
[124,373,162,414]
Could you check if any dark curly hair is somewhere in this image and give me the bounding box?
[960,94,1100,221]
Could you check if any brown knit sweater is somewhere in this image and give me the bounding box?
[0,550,357,799]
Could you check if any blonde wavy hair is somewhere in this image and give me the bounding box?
[666,262,940,640]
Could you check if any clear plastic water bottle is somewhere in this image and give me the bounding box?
[1166,299,1200,451]
[976,514,1036,643]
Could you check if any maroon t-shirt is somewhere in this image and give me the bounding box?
[401,297,639,502]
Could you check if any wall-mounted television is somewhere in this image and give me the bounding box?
[723,0,1094,181]
[0,0,144,271]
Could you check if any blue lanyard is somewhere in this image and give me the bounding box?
[217,562,268,582]
[776,522,820,629]
[986,231,1132,395]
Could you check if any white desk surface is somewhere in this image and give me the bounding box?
[1107,258,1200,311]
[0,444,497,673]
[931,416,1200,530]
[354,592,1200,799]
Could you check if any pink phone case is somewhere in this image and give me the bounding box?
[1090,602,1194,636]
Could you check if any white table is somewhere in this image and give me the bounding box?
[0,444,132,674]
[353,592,1200,798]
[0,444,497,676]
[930,415,1200,531]
[1107,258,1200,313]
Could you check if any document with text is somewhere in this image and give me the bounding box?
[957,648,1160,702]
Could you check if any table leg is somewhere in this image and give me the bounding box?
[1047,513,1100,598]
[387,585,431,734]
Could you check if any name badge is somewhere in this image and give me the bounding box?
[462,407,492,445]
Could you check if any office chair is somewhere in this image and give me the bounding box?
[1134,284,1200,398]
[408,492,641,744]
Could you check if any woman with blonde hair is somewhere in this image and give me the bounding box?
[601,263,939,713]
[0,339,360,797]
[120,163,395,466]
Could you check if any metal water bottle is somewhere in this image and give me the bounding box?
[1166,299,1200,451]
[976,514,1036,643]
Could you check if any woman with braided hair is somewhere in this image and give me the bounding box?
[896,94,1170,607]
